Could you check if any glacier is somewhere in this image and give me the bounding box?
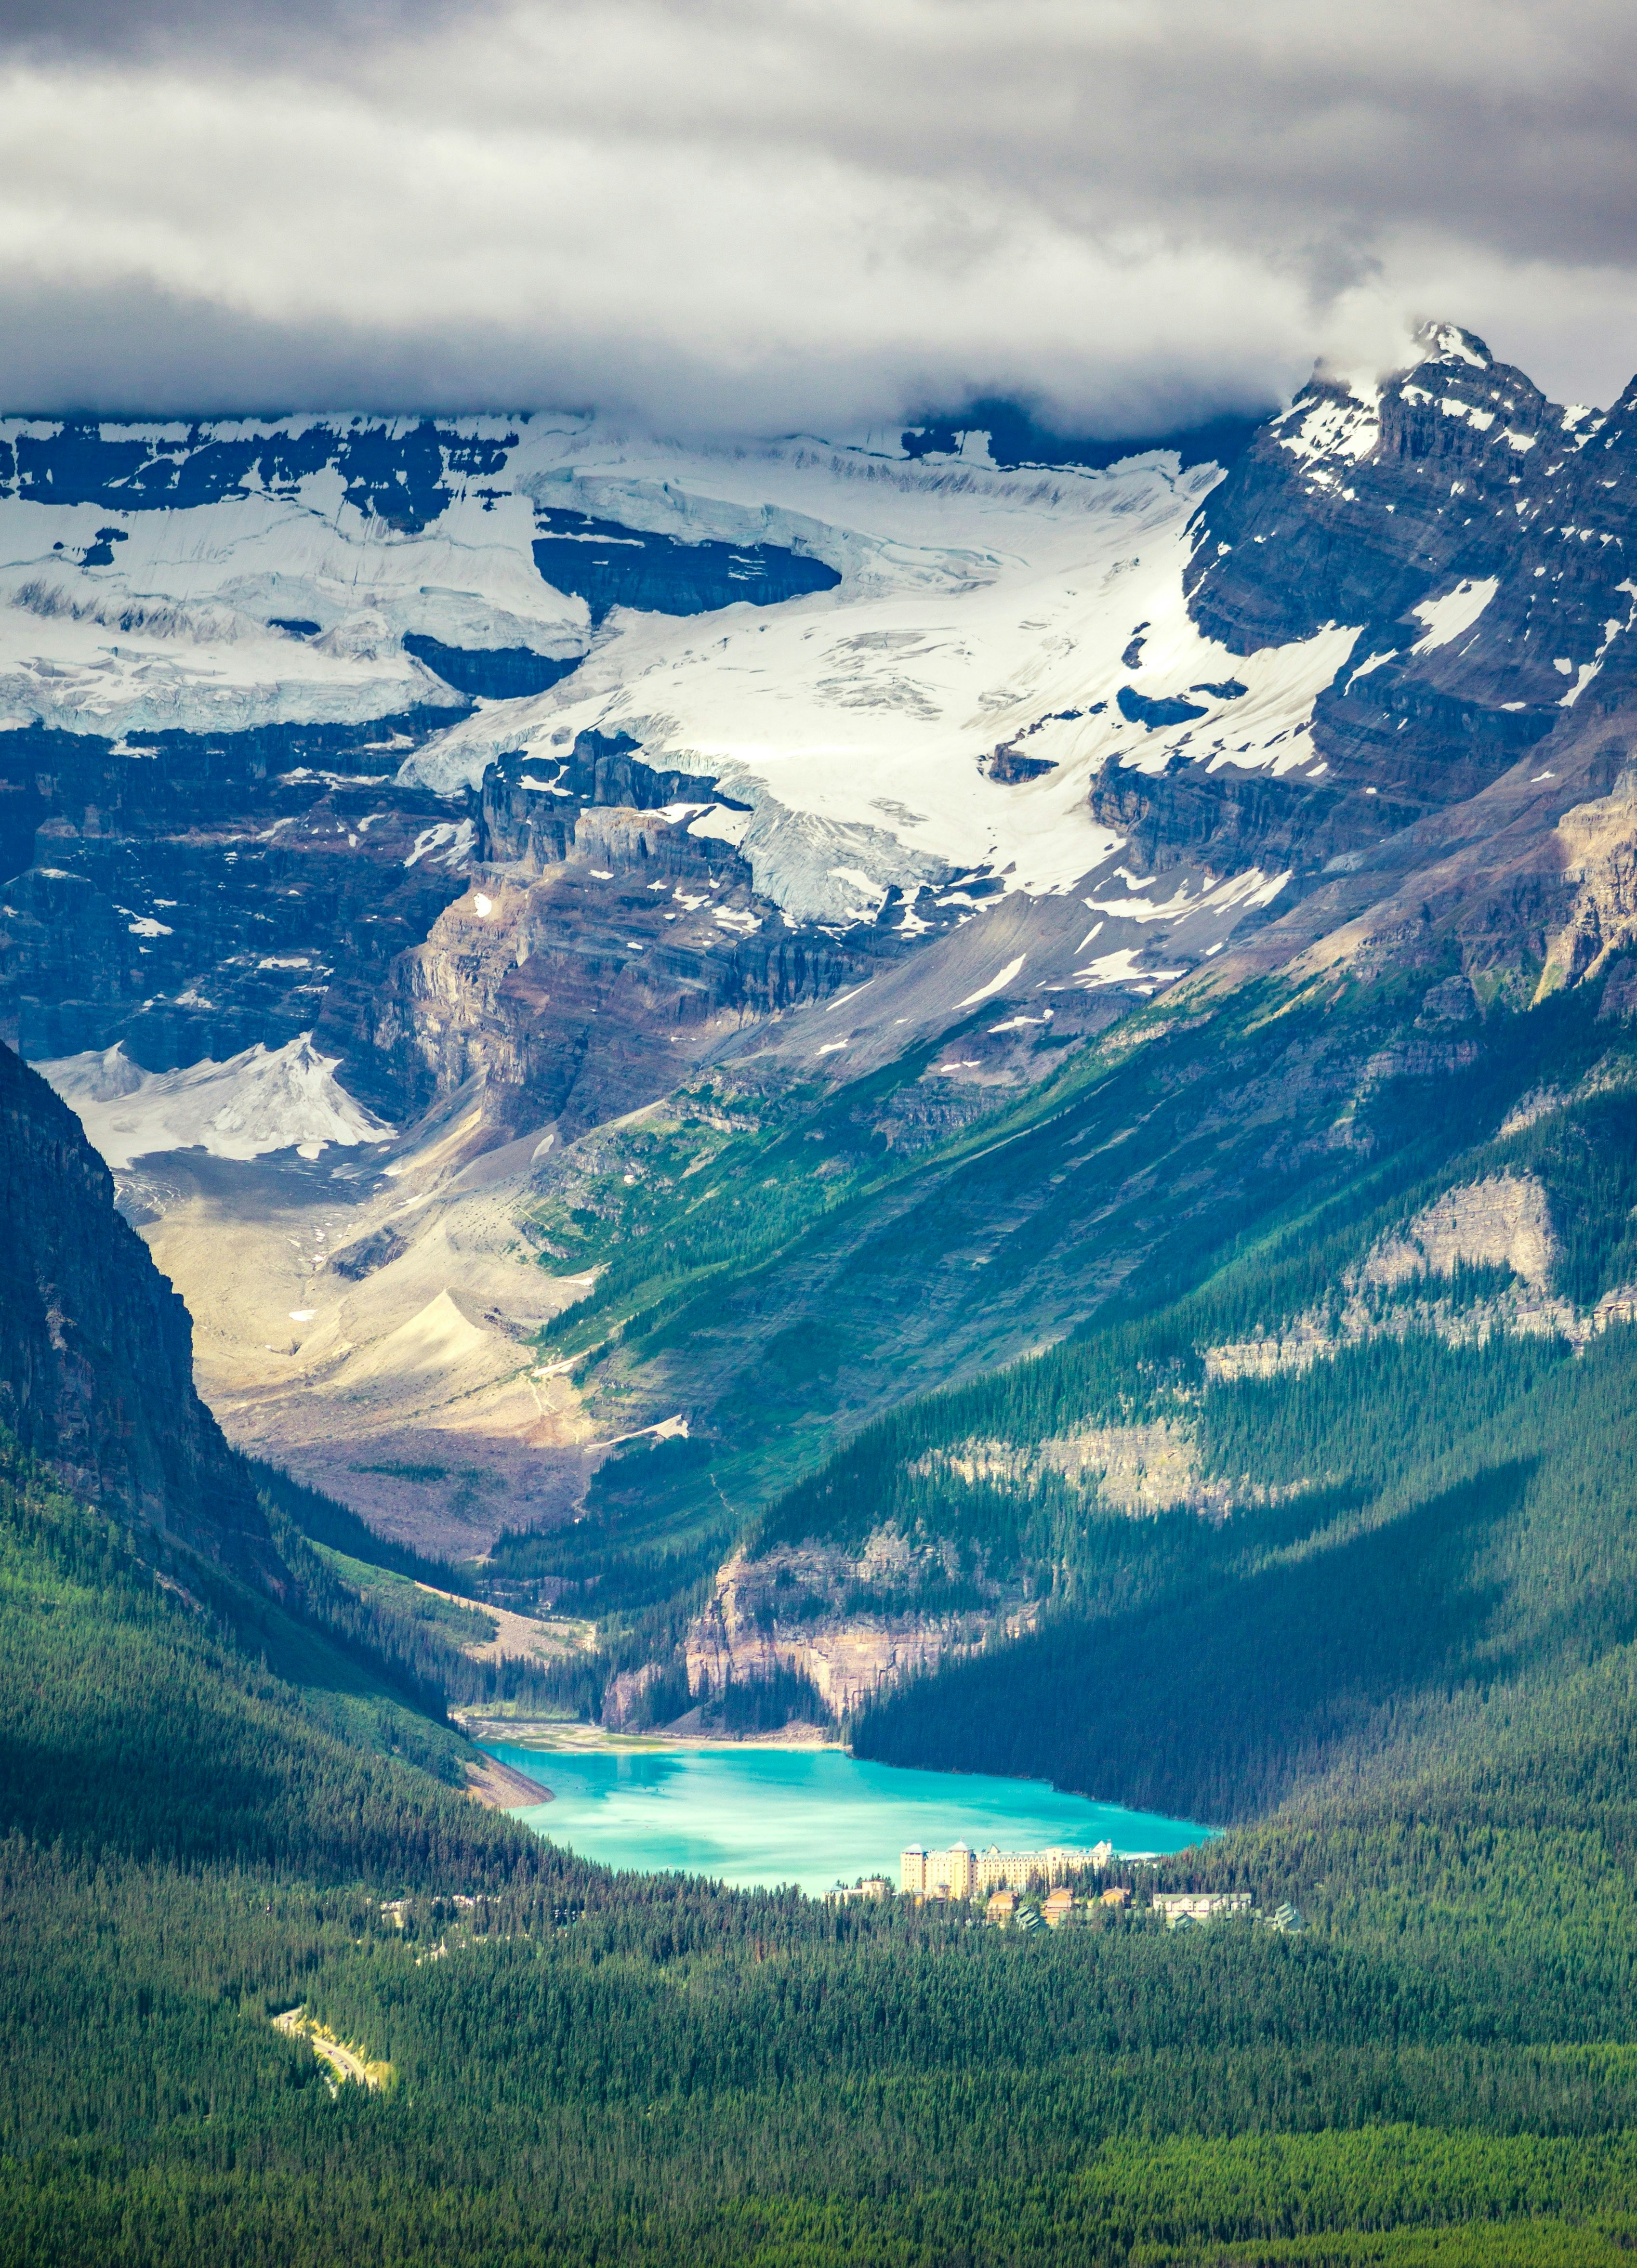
[0,411,1358,931]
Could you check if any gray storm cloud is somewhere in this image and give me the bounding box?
[0,0,1634,429]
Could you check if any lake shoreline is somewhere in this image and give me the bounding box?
[474,1736,1214,1894]
[460,1714,846,1758]
[464,1752,556,1809]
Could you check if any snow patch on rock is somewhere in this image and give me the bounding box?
[1411,578,1500,654]
[39,1034,393,1167]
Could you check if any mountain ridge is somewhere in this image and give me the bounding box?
[18,349,1637,2268]
[11,327,1637,1672]
[0,1035,285,1590]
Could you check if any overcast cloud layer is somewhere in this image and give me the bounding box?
[1,0,1635,433]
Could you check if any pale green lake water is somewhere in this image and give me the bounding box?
[482,1742,1214,1895]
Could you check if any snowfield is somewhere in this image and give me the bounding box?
[398,428,1360,919]
[0,412,1362,927]
[40,1035,395,1167]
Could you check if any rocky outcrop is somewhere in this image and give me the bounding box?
[372,739,898,1135]
[684,1537,1038,1720]
[1205,1173,1566,1380]
[1106,325,1637,889]
[0,1036,283,1589]
[929,1419,1229,1518]
[482,731,733,858]
[529,505,841,622]
[0,717,474,1097]
[1364,1173,1558,1290]
[0,716,891,1142]
[1529,773,1637,996]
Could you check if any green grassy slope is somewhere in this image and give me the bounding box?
[507,957,1637,1711]
[484,962,1479,1626]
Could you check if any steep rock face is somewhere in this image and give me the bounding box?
[0,1037,282,1588]
[530,505,841,619]
[927,1420,1228,1518]
[1533,771,1637,994]
[682,1539,1038,1721]
[1364,1172,1558,1289]
[0,718,474,1096]
[1203,1172,1593,1381]
[1,711,899,1141]
[1208,688,1637,1021]
[1102,324,1637,886]
[371,737,904,1135]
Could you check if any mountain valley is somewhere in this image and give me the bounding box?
[10,325,1637,1704]
[16,324,1637,2263]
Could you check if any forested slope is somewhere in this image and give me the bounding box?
[13,1407,1637,2268]
[19,932,1637,2256]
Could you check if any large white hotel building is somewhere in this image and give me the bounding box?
[900,1841,1115,1896]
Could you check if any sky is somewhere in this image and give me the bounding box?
[1,0,1635,434]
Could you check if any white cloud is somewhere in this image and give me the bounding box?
[0,0,1634,429]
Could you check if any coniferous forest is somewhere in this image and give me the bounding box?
[15,961,1637,2263]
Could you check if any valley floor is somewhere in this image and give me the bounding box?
[454,1713,844,1753]
[127,1127,595,1556]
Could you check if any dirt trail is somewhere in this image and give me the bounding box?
[273,2007,380,2089]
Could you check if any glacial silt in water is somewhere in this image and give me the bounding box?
[483,1742,1214,1895]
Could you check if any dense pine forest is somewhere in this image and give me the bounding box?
[14,1403,1637,2268]
[16,959,1637,2263]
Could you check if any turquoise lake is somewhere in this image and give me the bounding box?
[481,1742,1214,1895]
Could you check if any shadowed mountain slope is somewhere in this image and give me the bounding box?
[0,1036,284,1590]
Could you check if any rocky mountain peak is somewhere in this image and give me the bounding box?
[1411,319,1495,371]
[1103,328,1637,897]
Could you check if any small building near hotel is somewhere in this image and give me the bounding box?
[1151,1892,1252,1928]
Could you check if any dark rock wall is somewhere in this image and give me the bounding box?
[376,737,887,1135]
[0,718,475,1081]
[0,704,891,1138]
[0,418,517,532]
[530,508,840,623]
[1104,327,1637,886]
[399,634,582,701]
[0,1037,283,1587]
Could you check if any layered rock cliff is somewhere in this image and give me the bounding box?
[0,714,473,1089]
[1096,324,1637,891]
[681,1536,1040,1723]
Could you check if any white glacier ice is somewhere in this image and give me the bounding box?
[0,411,1366,932]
